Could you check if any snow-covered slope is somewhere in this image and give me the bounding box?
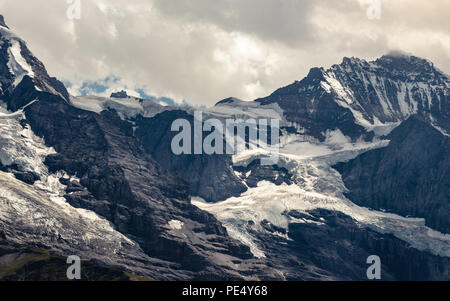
[190,56,450,266]
[321,55,449,132]
[0,13,448,280]
[70,95,171,119]
[256,54,450,141]
[192,133,450,258]
[0,99,51,175]
[0,19,69,108]
[0,101,170,277]
[206,97,284,121]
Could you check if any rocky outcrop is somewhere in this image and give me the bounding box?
[0,161,40,185]
[0,25,70,109]
[256,54,449,141]
[233,159,294,188]
[21,91,257,279]
[335,116,450,233]
[0,236,150,281]
[256,67,369,141]
[252,209,449,280]
[110,90,129,99]
[0,20,263,280]
[134,110,248,202]
[0,15,9,29]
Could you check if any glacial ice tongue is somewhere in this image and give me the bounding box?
[192,133,450,258]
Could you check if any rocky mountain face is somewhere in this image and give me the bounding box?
[252,209,449,281]
[0,15,8,29]
[134,110,248,203]
[0,234,150,281]
[0,14,448,281]
[233,159,294,188]
[0,22,69,110]
[335,115,450,233]
[0,15,267,280]
[257,67,369,141]
[256,54,449,141]
[255,53,450,235]
[21,73,267,280]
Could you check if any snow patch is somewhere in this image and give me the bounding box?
[193,134,450,258]
[70,95,171,119]
[7,40,34,87]
[168,220,184,230]
[0,102,146,267]
[201,101,284,124]
[0,106,55,174]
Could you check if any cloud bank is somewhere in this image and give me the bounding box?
[0,0,448,106]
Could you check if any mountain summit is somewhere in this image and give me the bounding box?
[0,19,69,111]
[256,53,449,141]
[0,14,9,29]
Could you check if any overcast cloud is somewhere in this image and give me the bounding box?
[0,0,448,106]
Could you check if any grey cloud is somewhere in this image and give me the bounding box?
[0,0,448,106]
[152,0,317,46]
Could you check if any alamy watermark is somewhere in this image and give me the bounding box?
[361,0,381,20]
[171,111,280,165]
[366,255,381,280]
[66,0,81,20]
[66,255,81,280]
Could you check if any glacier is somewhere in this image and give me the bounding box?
[0,101,171,277]
[192,130,450,259]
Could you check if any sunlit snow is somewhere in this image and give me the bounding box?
[192,130,450,258]
[0,102,147,268]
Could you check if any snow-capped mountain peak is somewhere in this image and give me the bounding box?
[0,15,69,110]
[0,14,9,29]
[257,53,449,140]
[322,54,449,130]
[0,11,448,281]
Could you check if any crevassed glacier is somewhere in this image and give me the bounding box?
[192,132,450,258]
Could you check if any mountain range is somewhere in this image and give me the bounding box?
[0,15,448,280]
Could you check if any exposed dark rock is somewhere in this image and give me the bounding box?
[215,97,244,106]
[0,15,9,29]
[134,110,248,202]
[22,91,255,279]
[256,55,449,141]
[252,209,449,280]
[260,220,287,235]
[0,161,40,185]
[335,116,450,233]
[255,67,369,141]
[0,237,150,281]
[233,159,294,188]
[3,75,37,111]
[17,40,70,102]
[110,90,128,98]
[13,171,40,185]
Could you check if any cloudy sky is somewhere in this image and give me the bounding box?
[0,0,448,106]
